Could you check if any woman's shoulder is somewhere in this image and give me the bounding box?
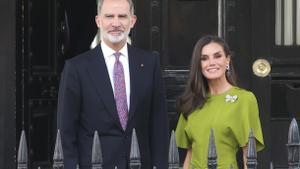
[231,86,257,102]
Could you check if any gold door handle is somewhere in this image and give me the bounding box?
[252,59,271,77]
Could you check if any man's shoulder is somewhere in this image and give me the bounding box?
[129,45,159,60]
[66,46,101,64]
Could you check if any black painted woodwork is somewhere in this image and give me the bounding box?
[0,0,16,168]
[252,0,300,168]
[11,0,300,168]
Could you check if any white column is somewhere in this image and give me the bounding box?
[275,0,282,45]
[297,0,300,45]
[284,0,293,45]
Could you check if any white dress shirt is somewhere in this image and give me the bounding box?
[101,41,131,110]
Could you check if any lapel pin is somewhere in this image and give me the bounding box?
[141,64,144,67]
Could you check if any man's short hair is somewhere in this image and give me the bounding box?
[97,0,135,15]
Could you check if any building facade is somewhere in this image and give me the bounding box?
[1,0,300,168]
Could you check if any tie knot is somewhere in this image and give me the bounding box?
[114,52,121,61]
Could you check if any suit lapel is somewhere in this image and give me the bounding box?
[86,45,122,129]
[128,46,139,121]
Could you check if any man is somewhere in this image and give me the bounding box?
[57,0,169,168]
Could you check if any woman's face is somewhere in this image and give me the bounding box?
[200,42,230,82]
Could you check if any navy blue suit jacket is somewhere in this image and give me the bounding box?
[57,44,169,169]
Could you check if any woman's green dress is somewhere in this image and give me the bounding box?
[175,87,264,169]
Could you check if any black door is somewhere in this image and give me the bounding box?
[252,0,300,168]
[17,0,65,168]
[134,0,241,131]
[134,0,257,166]
[16,0,97,168]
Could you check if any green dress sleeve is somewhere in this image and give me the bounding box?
[175,113,191,149]
[232,92,265,151]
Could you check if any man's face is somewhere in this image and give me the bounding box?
[95,0,136,47]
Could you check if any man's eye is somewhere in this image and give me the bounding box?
[119,15,128,19]
[105,15,113,18]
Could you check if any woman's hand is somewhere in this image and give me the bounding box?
[243,146,248,169]
[183,148,192,169]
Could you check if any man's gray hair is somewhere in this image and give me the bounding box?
[97,0,135,15]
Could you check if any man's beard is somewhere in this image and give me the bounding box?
[101,29,130,44]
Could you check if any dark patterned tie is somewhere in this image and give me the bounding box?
[113,52,128,130]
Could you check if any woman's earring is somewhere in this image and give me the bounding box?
[226,64,231,76]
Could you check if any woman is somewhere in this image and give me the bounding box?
[175,35,264,169]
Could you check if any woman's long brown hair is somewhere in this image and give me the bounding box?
[176,35,237,118]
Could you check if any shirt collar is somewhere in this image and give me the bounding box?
[101,41,128,59]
